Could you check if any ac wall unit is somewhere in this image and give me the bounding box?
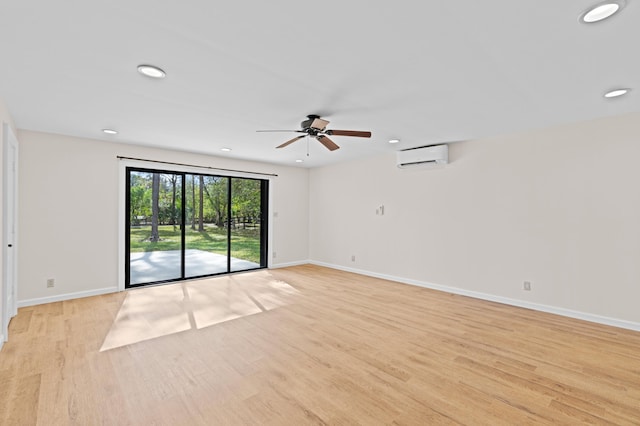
[396,144,448,169]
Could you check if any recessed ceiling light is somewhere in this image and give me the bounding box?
[295,159,304,163]
[102,129,118,135]
[388,139,400,144]
[137,64,166,79]
[604,88,630,98]
[580,1,625,23]
[221,147,232,152]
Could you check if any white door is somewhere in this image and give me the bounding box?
[2,122,18,341]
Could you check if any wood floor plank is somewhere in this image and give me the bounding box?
[4,373,41,425]
[1,265,640,425]
[8,308,33,334]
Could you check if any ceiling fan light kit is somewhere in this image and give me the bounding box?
[257,115,372,152]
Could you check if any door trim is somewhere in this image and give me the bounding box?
[2,122,19,343]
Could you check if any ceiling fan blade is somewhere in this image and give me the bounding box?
[276,135,306,149]
[317,135,340,151]
[257,130,305,133]
[310,118,330,131]
[326,130,372,138]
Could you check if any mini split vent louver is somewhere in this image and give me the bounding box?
[396,144,448,169]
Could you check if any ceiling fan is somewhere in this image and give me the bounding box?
[257,115,372,151]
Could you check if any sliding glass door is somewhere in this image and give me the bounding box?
[127,170,184,285]
[230,178,266,272]
[184,175,229,278]
[126,167,268,288]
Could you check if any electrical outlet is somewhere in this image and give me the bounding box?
[47,278,55,288]
[523,281,531,291]
[351,255,356,262]
[273,251,277,258]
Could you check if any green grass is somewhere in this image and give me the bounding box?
[130,224,261,263]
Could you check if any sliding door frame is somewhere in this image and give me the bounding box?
[118,159,273,291]
[125,167,186,288]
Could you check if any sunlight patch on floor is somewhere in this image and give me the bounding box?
[100,270,300,351]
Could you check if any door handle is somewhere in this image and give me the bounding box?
[7,244,12,247]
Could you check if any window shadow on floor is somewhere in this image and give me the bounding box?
[100,270,299,351]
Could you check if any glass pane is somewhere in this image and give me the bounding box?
[129,171,183,285]
[230,178,262,272]
[185,174,229,277]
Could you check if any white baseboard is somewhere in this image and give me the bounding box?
[17,262,312,307]
[309,260,640,333]
[17,286,120,308]
[0,334,4,351]
[270,260,310,269]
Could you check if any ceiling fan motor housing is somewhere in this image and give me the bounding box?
[301,118,313,130]
[301,114,328,131]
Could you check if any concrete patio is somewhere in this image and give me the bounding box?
[130,249,260,285]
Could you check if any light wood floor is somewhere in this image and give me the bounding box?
[2,265,640,425]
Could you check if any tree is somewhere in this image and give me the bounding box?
[167,174,178,230]
[198,175,205,231]
[129,172,152,224]
[232,178,261,219]
[129,185,146,223]
[191,175,196,230]
[150,173,160,242]
[203,176,228,227]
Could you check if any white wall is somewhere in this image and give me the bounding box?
[17,130,309,304]
[309,113,640,327]
[14,112,640,329]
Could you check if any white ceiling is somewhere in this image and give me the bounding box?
[0,1,637,168]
